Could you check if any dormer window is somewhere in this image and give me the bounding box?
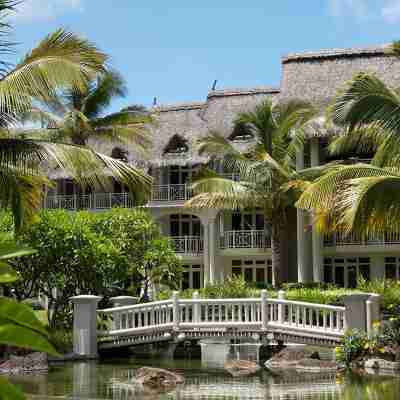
[111,147,128,162]
[229,123,253,142]
[164,135,188,155]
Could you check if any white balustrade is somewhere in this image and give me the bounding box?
[151,184,192,202]
[171,236,204,254]
[324,231,400,247]
[44,192,134,210]
[220,230,271,249]
[266,299,346,334]
[96,291,347,345]
[98,300,174,336]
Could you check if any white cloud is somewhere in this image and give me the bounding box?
[382,0,400,23]
[11,0,83,23]
[327,0,368,18]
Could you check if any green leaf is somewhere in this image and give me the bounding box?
[0,261,18,283]
[0,376,25,400]
[0,321,57,355]
[0,297,48,336]
[0,243,36,260]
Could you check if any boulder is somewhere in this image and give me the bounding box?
[135,367,184,391]
[364,358,400,371]
[0,352,48,374]
[265,348,338,372]
[224,360,260,377]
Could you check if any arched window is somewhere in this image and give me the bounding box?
[228,122,253,142]
[163,135,188,155]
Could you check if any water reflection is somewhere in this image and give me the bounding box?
[8,359,400,400]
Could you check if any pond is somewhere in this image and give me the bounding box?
[8,357,400,400]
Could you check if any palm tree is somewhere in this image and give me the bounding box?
[185,99,317,285]
[23,70,152,153]
[0,1,152,230]
[296,68,400,237]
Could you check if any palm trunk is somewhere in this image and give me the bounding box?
[271,223,282,287]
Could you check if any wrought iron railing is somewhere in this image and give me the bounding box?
[220,230,271,249]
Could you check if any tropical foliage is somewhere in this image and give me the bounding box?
[0,235,57,399]
[1,209,180,327]
[22,69,153,153]
[0,0,151,231]
[297,60,400,236]
[186,99,318,284]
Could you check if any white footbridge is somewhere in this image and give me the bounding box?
[70,290,380,357]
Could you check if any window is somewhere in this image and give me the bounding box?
[231,211,265,231]
[385,257,400,280]
[164,135,188,155]
[230,259,272,285]
[181,264,203,289]
[169,214,202,237]
[168,165,196,185]
[228,122,253,142]
[111,147,128,162]
[323,257,371,288]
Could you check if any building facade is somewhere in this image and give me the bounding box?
[43,45,400,289]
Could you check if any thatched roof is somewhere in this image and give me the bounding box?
[279,44,400,104]
[140,87,278,167]
[72,44,400,171]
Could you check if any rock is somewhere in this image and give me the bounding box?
[0,352,48,374]
[135,367,184,392]
[364,358,400,371]
[265,348,337,372]
[224,360,260,377]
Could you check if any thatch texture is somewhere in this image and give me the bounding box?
[280,45,400,104]
[85,44,400,169]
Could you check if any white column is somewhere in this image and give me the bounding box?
[209,218,216,284]
[296,148,308,282]
[203,221,210,286]
[70,295,102,358]
[311,137,323,282]
[202,212,218,287]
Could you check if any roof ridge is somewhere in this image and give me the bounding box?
[282,44,390,63]
[208,86,280,98]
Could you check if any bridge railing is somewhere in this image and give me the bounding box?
[98,299,174,336]
[95,291,347,339]
[266,298,346,334]
[70,291,380,358]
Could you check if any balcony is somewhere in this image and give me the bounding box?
[220,230,271,249]
[44,193,135,210]
[151,184,193,202]
[324,232,400,247]
[171,236,203,255]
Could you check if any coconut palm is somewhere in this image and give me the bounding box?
[0,1,152,231]
[185,99,318,285]
[23,70,153,153]
[296,69,400,236]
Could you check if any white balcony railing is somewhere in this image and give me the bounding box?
[151,184,192,202]
[324,231,400,247]
[220,230,271,249]
[44,192,135,210]
[171,236,204,254]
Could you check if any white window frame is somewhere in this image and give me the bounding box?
[231,259,273,285]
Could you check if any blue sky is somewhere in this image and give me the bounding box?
[9,0,400,112]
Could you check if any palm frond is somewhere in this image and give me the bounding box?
[0,29,107,118]
[330,73,400,133]
[82,69,126,118]
[337,174,400,235]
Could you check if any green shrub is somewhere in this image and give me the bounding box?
[357,278,400,314]
[158,276,262,300]
[336,330,369,366]
[48,329,73,354]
